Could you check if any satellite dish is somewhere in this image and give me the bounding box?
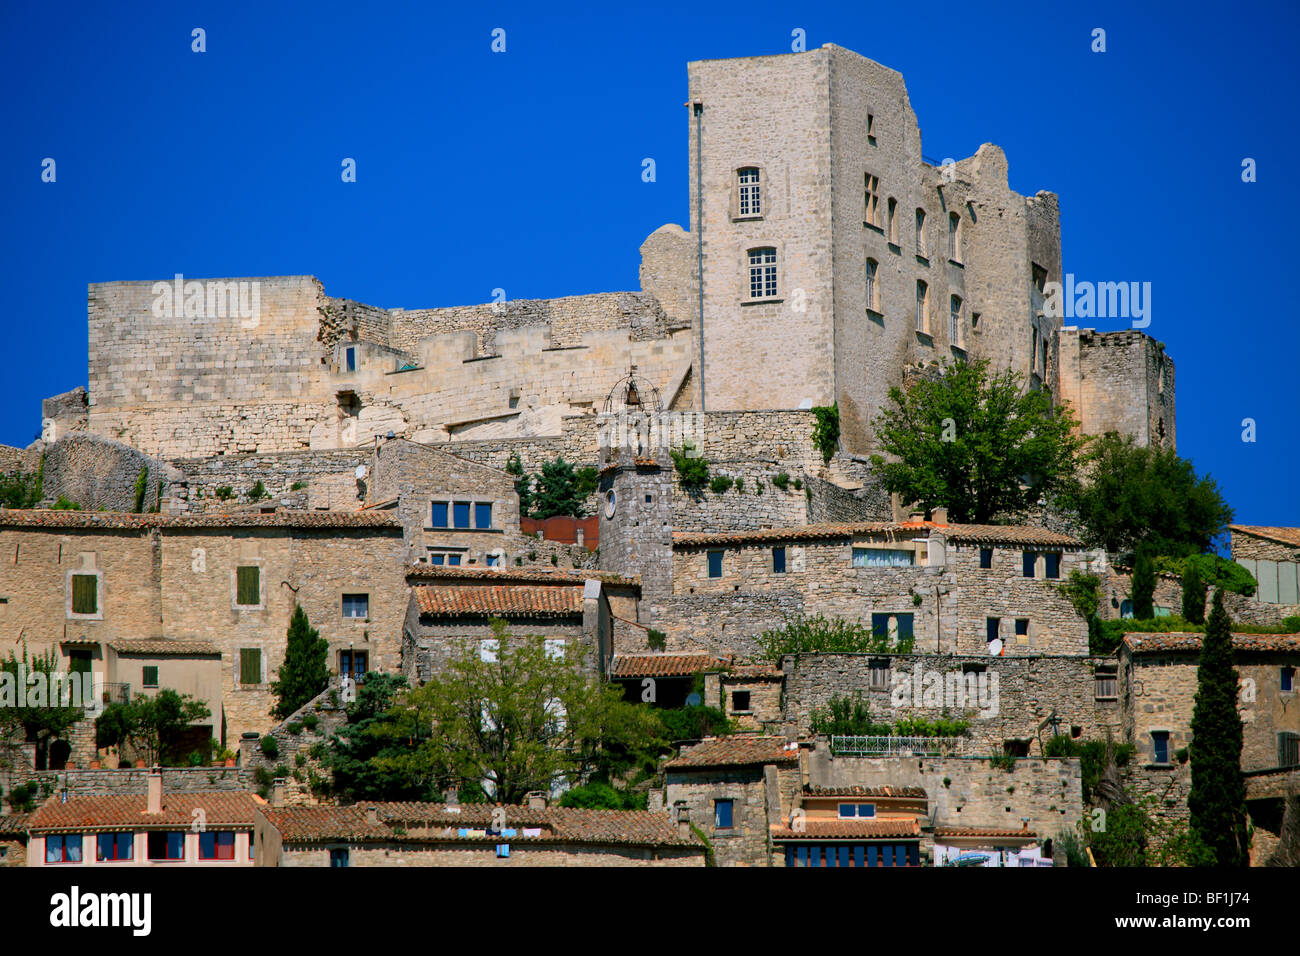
[988,639,1003,657]
[354,465,368,480]
[686,692,702,707]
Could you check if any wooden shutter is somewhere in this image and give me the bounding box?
[72,574,98,614]
[240,648,262,685]
[236,566,260,606]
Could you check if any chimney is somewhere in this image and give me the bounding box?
[931,506,948,526]
[445,785,460,807]
[146,766,162,814]
[526,791,547,810]
[271,777,286,808]
[674,801,691,839]
[366,806,378,825]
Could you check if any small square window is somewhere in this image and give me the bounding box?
[707,551,723,578]
[714,799,734,829]
[428,553,445,566]
[474,502,493,529]
[838,803,857,819]
[431,502,449,528]
[1015,619,1029,637]
[979,548,993,569]
[342,594,369,619]
[731,691,751,712]
[486,554,500,567]
[142,666,159,688]
[857,804,876,818]
[773,546,786,574]
[447,554,461,566]
[330,848,349,867]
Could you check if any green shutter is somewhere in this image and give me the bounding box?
[71,574,98,614]
[240,648,261,685]
[236,566,260,606]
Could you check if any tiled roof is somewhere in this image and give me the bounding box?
[413,584,583,618]
[665,736,799,769]
[0,813,30,837]
[108,638,220,656]
[407,565,639,588]
[1230,525,1300,548]
[1123,633,1300,655]
[28,792,259,832]
[260,803,701,848]
[609,653,729,678]
[804,785,927,799]
[933,825,1038,840]
[672,521,1082,548]
[0,509,402,531]
[772,819,921,839]
[722,664,784,681]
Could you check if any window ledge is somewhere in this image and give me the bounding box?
[863,221,884,234]
[866,308,885,324]
[915,330,934,345]
[424,527,502,534]
[731,215,764,223]
[740,298,783,306]
[948,259,964,269]
[915,254,930,266]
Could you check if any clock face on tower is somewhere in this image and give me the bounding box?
[604,489,617,518]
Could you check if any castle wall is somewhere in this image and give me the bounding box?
[1057,328,1176,450]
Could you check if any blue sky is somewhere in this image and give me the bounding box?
[1,0,1296,528]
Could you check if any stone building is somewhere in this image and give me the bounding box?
[254,799,704,867]
[1231,525,1300,608]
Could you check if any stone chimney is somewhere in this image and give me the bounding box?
[445,785,459,807]
[366,806,378,825]
[931,506,948,526]
[673,801,691,839]
[271,777,286,808]
[526,791,547,810]
[146,766,162,814]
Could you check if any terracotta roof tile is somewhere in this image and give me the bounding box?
[1123,632,1300,655]
[0,509,401,531]
[0,813,30,837]
[665,736,799,769]
[672,521,1082,548]
[407,565,639,588]
[1230,525,1300,548]
[804,785,927,799]
[28,792,259,832]
[933,825,1038,840]
[108,638,220,656]
[413,584,582,618]
[609,653,729,678]
[772,819,921,839]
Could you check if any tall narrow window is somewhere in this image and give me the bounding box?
[453,501,471,529]
[431,501,448,528]
[345,347,357,372]
[915,209,927,256]
[1151,731,1170,765]
[1280,732,1299,767]
[239,648,262,685]
[950,295,962,344]
[71,574,98,615]
[737,167,761,216]
[748,248,777,299]
[773,546,786,574]
[866,113,877,145]
[886,198,898,244]
[714,799,734,829]
[474,502,493,529]
[708,550,724,578]
[865,258,879,312]
[986,618,1000,643]
[948,212,961,261]
[236,566,260,607]
[915,281,928,333]
[863,174,881,227]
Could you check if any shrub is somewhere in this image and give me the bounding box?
[658,705,731,742]
[793,478,803,491]
[290,481,308,491]
[670,443,709,487]
[132,467,149,513]
[771,472,790,490]
[287,722,303,736]
[260,735,279,760]
[51,496,80,511]
[215,486,234,501]
[646,628,667,652]
[811,404,840,463]
[709,475,734,494]
[302,713,320,731]
[757,613,914,660]
[734,477,744,493]
[559,781,648,811]
[989,750,1017,772]
[248,480,269,501]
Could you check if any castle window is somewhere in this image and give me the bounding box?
[236,566,260,607]
[1151,731,1170,765]
[948,212,961,262]
[342,594,369,619]
[345,346,357,372]
[773,546,787,574]
[747,248,778,299]
[865,259,880,313]
[915,281,929,333]
[707,550,724,578]
[979,548,993,569]
[431,502,449,528]
[864,174,881,227]
[1032,263,1047,295]
[866,113,877,146]
[1015,618,1029,638]
[950,295,962,344]
[1282,667,1295,692]
[737,167,762,217]
[886,198,898,245]
[142,666,159,688]
[731,690,751,712]
[915,209,927,257]
[475,502,493,529]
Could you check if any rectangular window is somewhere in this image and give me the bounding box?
[1044,552,1061,579]
[838,803,857,819]
[887,198,898,243]
[979,548,993,569]
[1095,669,1118,700]
[950,296,961,344]
[738,167,761,216]
[1283,667,1296,693]
[486,554,500,567]
[707,551,723,578]
[915,209,927,256]
[773,546,786,574]
[474,502,493,529]
[1022,551,1037,578]
[46,834,82,864]
[871,613,913,641]
[915,281,928,333]
[948,212,961,261]
[339,650,368,681]
[858,804,876,818]
[236,566,260,606]
[428,553,445,566]
[1015,618,1029,637]
[142,666,159,689]
[345,347,356,372]
[1280,732,1299,767]
[868,659,890,690]
[342,594,369,619]
[748,248,777,299]
[453,502,471,529]
[239,648,262,685]
[986,618,1000,643]
[431,502,449,528]
[330,848,350,867]
[1151,731,1170,765]
[447,554,461,566]
[865,259,878,312]
[96,832,134,861]
[147,831,185,860]
[866,113,876,145]
[714,799,734,829]
[199,831,236,860]
[863,173,881,226]
[853,548,914,568]
[69,649,92,675]
[731,690,751,712]
[71,574,98,615]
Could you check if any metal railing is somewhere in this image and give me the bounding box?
[831,735,965,756]
[99,682,131,706]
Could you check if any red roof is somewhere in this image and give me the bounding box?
[665,736,799,770]
[672,521,1082,548]
[804,786,927,799]
[933,825,1038,840]
[609,653,729,678]
[406,565,639,588]
[1123,633,1300,655]
[772,819,921,839]
[413,584,583,618]
[28,791,259,832]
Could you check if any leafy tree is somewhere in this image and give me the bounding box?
[1159,553,1256,597]
[756,613,914,661]
[811,404,840,463]
[1188,589,1250,867]
[1181,560,1207,625]
[506,453,532,515]
[271,605,330,719]
[1057,570,1106,653]
[870,359,1083,523]
[1060,431,1233,556]
[95,690,211,766]
[0,645,86,767]
[1130,549,1156,619]
[369,621,663,804]
[657,705,732,743]
[528,457,588,519]
[559,781,648,810]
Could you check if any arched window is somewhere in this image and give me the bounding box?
[915,209,927,256]
[748,247,778,299]
[948,212,961,261]
[865,258,880,312]
[738,168,761,216]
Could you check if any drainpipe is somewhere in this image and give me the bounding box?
[693,100,705,412]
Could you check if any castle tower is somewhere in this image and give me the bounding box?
[597,449,675,611]
[1057,328,1176,450]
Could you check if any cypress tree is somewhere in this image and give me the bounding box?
[1188,589,1249,866]
[1130,549,1156,619]
[271,605,330,719]
[1181,559,1207,625]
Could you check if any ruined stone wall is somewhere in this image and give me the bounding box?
[0,767,247,797]
[0,445,40,477]
[169,448,370,512]
[805,471,892,523]
[670,461,808,532]
[41,387,88,443]
[639,224,698,335]
[41,434,183,513]
[1057,329,1175,449]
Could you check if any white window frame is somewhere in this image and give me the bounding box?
[737,167,762,217]
[746,247,778,300]
[865,258,880,313]
[915,281,929,334]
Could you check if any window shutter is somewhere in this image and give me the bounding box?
[237,566,260,606]
[72,574,98,614]
[240,648,262,685]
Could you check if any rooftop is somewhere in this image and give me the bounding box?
[0,509,403,531]
[609,653,730,679]
[672,521,1083,549]
[772,819,921,840]
[108,638,221,656]
[1230,525,1300,548]
[28,791,260,833]
[412,583,584,618]
[804,785,927,799]
[665,736,800,770]
[406,564,639,589]
[1123,633,1300,655]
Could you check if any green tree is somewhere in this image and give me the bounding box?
[1060,432,1233,556]
[369,621,662,804]
[870,359,1083,523]
[756,613,914,661]
[0,455,43,509]
[506,453,532,516]
[0,645,86,767]
[528,457,588,519]
[1130,550,1156,620]
[1188,589,1250,867]
[95,690,211,766]
[1181,560,1207,625]
[271,605,330,719]
[559,781,648,810]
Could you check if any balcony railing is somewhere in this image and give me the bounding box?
[831,735,965,757]
[99,682,131,706]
